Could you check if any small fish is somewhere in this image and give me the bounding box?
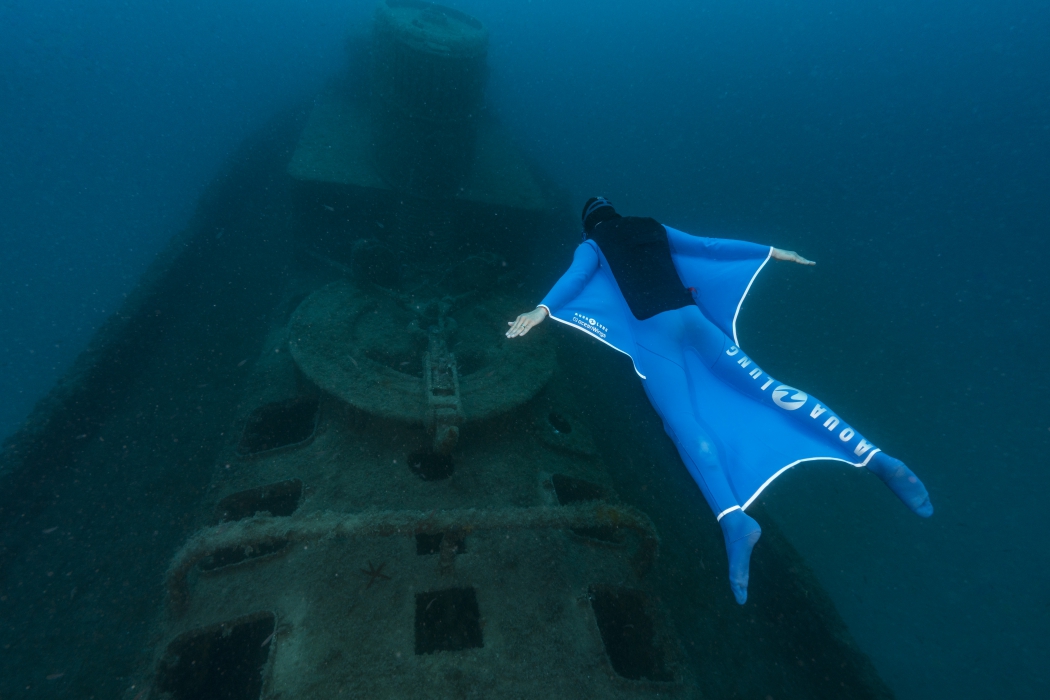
[323,204,334,212]
[47,673,64,681]
[237,359,248,367]
[42,527,58,534]
[261,631,275,647]
[375,221,385,229]
[349,356,359,368]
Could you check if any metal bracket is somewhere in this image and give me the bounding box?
[423,325,462,454]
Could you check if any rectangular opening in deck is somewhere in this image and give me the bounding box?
[199,539,289,572]
[237,397,318,456]
[215,478,303,523]
[552,474,607,504]
[155,611,275,700]
[415,587,483,654]
[589,585,672,682]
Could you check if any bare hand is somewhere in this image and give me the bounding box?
[506,307,548,338]
[771,248,815,265]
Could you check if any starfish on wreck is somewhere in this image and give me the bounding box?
[361,560,391,589]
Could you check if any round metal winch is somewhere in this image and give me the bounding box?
[288,280,556,440]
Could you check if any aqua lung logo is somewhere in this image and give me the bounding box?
[772,386,808,410]
[571,312,608,339]
[724,345,877,459]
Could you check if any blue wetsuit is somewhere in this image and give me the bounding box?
[540,227,884,521]
[535,220,931,603]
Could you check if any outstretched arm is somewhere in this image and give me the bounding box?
[506,242,600,339]
[770,248,815,265]
[665,227,814,266]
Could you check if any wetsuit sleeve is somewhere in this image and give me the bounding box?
[665,228,771,261]
[663,226,772,345]
[538,242,600,315]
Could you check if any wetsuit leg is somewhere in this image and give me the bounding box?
[866,453,933,517]
[638,309,762,604]
[638,347,738,517]
[637,311,734,511]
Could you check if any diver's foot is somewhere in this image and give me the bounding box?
[868,452,934,518]
[720,510,762,605]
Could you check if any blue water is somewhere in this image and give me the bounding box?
[2,0,1048,697]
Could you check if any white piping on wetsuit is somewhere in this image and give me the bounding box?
[539,304,647,379]
[731,246,772,347]
[739,448,882,512]
[716,505,741,521]
[674,244,880,515]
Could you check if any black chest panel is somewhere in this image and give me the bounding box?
[587,217,695,320]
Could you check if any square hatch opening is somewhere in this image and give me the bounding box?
[155,611,275,700]
[408,448,454,481]
[415,587,483,655]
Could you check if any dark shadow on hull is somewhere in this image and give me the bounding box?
[0,106,310,700]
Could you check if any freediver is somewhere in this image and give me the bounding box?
[506,197,933,604]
